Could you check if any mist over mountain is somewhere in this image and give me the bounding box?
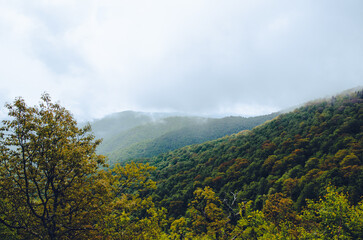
[90,111,279,164]
[89,111,174,139]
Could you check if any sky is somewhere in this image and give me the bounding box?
[0,0,362,121]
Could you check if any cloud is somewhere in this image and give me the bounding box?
[0,0,362,120]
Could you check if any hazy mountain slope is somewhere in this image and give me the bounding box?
[149,90,363,218]
[97,116,207,156]
[109,113,279,163]
[90,111,155,139]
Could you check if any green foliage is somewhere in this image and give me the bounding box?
[231,201,272,239]
[1,90,362,239]
[301,185,363,239]
[169,187,231,239]
[151,90,362,218]
[112,162,157,196]
[98,162,168,240]
[187,187,230,238]
[231,185,363,239]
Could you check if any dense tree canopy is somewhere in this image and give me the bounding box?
[151,91,362,218]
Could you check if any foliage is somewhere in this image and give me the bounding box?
[0,90,362,239]
[186,187,230,239]
[262,193,298,228]
[151,90,362,218]
[301,185,363,239]
[0,94,107,239]
[97,162,168,240]
[231,185,363,239]
[231,201,272,239]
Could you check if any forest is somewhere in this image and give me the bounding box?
[0,90,362,239]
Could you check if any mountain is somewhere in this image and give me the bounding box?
[89,111,170,139]
[1,89,362,239]
[97,116,206,158]
[148,90,363,218]
[94,113,279,164]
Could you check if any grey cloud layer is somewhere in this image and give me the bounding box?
[0,0,362,120]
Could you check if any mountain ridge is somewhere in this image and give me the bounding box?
[93,113,279,164]
[147,89,363,218]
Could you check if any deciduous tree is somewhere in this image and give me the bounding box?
[0,94,107,239]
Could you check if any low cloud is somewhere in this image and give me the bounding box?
[0,0,362,120]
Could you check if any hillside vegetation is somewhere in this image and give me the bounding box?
[150,90,363,219]
[1,91,362,239]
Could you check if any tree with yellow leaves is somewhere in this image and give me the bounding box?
[185,186,230,239]
[301,185,363,239]
[0,94,107,239]
[98,162,168,240]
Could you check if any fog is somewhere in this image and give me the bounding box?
[0,0,362,120]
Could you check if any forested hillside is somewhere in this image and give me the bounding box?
[97,116,201,155]
[97,114,278,164]
[1,91,362,239]
[150,91,363,219]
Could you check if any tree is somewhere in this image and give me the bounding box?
[98,162,168,240]
[231,201,272,240]
[0,94,108,239]
[301,185,363,239]
[186,186,230,239]
[262,193,297,228]
[99,162,167,240]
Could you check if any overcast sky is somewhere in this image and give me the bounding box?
[0,0,362,120]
